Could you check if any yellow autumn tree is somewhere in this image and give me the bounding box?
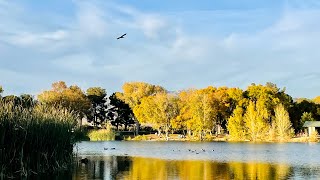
[244,100,270,141]
[116,82,166,109]
[273,104,294,141]
[134,93,179,139]
[227,105,246,141]
[173,89,195,136]
[188,87,218,140]
[38,81,91,117]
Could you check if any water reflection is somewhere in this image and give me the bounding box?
[72,156,320,180]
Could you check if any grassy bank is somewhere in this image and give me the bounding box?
[0,102,78,178]
[125,133,319,143]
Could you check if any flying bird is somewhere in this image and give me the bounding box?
[117,33,127,39]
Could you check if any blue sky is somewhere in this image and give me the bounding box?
[1,0,320,98]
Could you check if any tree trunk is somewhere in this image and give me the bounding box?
[165,126,169,141]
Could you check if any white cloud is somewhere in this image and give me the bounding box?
[1,0,320,98]
[6,30,68,46]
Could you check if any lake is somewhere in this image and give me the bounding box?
[69,141,320,179]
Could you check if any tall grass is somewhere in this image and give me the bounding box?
[88,125,115,141]
[0,101,78,178]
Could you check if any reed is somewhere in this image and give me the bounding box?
[88,125,115,141]
[0,101,78,178]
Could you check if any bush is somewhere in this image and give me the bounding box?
[88,125,115,141]
[309,131,319,142]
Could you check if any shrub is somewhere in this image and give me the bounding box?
[88,125,115,141]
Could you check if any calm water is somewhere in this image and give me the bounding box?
[69,141,320,179]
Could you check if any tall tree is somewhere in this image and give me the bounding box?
[108,93,135,131]
[273,104,294,141]
[227,106,246,141]
[86,87,107,126]
[244,100,269,141]
[188,88,218,140]
[174,89,194,135]
[135,93,179,139]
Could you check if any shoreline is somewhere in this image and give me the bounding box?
[119,134,319,143]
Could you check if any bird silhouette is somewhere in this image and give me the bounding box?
[117,33,127,39]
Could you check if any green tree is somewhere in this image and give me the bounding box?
[0,86,3,95]
[108,93,135,131]
[227,106,246,141]
[273,104,293,141]
[301,112,315,123]
[289,100,319,132]
[20,94,35,108]
[2,95,21,105]
[86,87,107,126]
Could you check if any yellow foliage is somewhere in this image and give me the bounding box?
[37,81,91,116]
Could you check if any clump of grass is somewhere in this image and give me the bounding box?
[0,101,78,178]
[88,125,115,141]
[131,135,149,141]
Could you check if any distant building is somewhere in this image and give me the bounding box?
[303,121,320,136]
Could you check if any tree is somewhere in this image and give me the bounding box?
[108,93,135,131]
[2,94,35,108]
[86,87,107,126]
[273,104,293,141]
[289,100,319,133]
[134,93,179,139]
[38,81,91,118]
[301,112,315,123]
[313,96,320,104]
[227,106,246,141]
[188,88,218,140]
[244,100,269,141]
[2,95,21,105]
[0,86,3,95]
[174,89,194,136]
[117,82,166,109]
[19,94,35,108]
